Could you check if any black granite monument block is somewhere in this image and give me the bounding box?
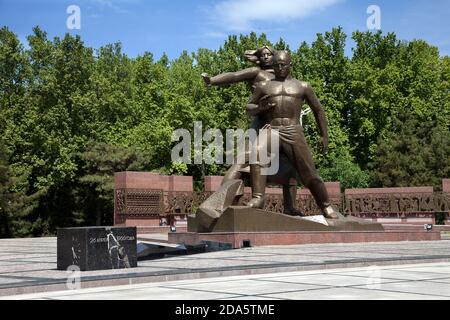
[57,226,137,271]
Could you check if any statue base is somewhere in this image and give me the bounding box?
[171,208,442,248]
[169,207,442,249]
[168,229,441,249]
[189,206,384,233]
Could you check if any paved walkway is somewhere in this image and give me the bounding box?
[0,237,449,297]
[2,262,450,300]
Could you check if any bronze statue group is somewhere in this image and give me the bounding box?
[201,47,341,220]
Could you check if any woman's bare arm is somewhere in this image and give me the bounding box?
[202,67,260,86]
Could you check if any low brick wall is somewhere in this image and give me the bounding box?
[344,186,436,224]
[114,172,192,229]
[115,172,450,232]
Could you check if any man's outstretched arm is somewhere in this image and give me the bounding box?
[304,83,328,151]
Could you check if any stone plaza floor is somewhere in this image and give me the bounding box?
[2,262,450,300]
[0,236,449,299]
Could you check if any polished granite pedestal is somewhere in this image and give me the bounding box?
[57,226,137,271]
[169,206,440,248]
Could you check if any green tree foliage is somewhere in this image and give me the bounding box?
[372,112,450,188]
[0,142,14,237]
[76,142,149,226]
[0,141,41,237]
[0,26,448,236]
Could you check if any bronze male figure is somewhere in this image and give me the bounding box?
[247,50,340,219]
[202,46,302,215]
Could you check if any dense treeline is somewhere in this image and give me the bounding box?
[0,26,449,237]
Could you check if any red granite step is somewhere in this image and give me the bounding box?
[137,226,187,234]
[169,230,442,249]
[383,224,450,231]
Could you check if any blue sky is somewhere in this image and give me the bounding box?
[1,0,449,59]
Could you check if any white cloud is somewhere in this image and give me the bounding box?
[211,0,343,31]
[204,31,228,38]
[90,0,139,14]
